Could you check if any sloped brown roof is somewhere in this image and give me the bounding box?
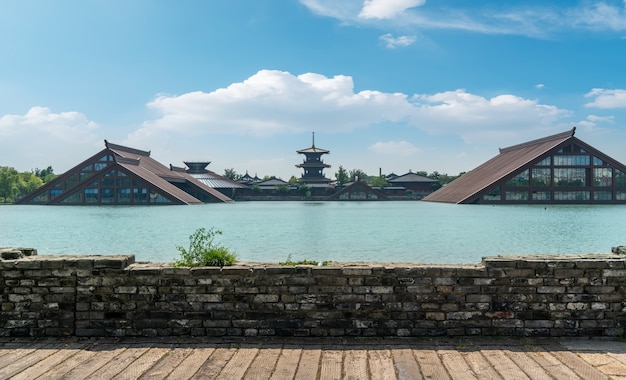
[422,128,576,204]
[388,172,438,184]
[106,141,233,203]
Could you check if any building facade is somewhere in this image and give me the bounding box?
[16,141,232,205]
[423,128,626,204]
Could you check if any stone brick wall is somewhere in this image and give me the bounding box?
[2,252,626,338]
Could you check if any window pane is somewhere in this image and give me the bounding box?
[535,157,551,166]
[554,168,585,187]
[101,188,114,203]
[553,155,590,166]
[506,170,529,187]
[554,191,589,201]
[483,187,501,201]
[593,168,612,187]
[616,170,626,187]
[531,168,551,187]
[593,191,612,201]
[505,191,529,201]
[133,188,148,203]
[532,191,551,201]
[84,188,98,203]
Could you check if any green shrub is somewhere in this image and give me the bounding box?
[174,227,236,267]
[279,254,327,266]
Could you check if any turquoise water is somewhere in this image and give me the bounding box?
[1,202,625,264]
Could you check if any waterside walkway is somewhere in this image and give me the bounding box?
[0,337,625,379]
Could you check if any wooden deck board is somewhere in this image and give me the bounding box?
[0,337,623,379]
[343,347,368,380]
[269,346,302,380]
[368,348,396,380]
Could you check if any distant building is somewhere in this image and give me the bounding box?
[16,141,232,205]
[423,128,626,204]
[326,181,388,201]
[295,132,332,186]
[387,172,439,193]
[182,161,247,198]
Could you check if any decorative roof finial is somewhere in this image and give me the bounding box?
[312,131,315,148]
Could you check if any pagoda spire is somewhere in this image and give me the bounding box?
[312,131,315,148]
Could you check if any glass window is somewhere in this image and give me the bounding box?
[84,188,98,203]
[553,155,590,166]
[554,168,585,187]
[49,189,63,198]
[149,191,171,204]
[532,191,551,201]
[101,178,115,186]
[617,191,626,201]
[616,170,626,187]
[117,178,131,186]
[554,191,590,201]
[535,157,551,166]
[60,192,82,203]
[94,162,107,171]
[531,168,551,187]
[65,173,78,188]
[133,188,148,203]
[101,188,115,203]
[30,193,48,203]
[593,191,612,201]
[117,188,131,203]
[483,187,501,201]
[593,168,612,187]
[506,170,529,187]
[593,156,609,166]
[505,191,529,201]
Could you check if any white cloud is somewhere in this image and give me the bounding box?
[535,83,545,89]
[380,33,417,48]
[584,88,626,108]
[359,0,425,20]
[0,107,100,171]
[132,70,574,150]
[411,90,571,144]
[370,141,419,156]
[138,70,414,139]
[300,0,626,38]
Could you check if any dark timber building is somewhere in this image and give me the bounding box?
[295,132,332,186]
[16,141,232,205]
[423,128,626,204]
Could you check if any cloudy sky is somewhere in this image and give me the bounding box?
[2,0,626,180]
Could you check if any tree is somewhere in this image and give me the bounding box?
[223,168,241,181]
[33,166,56,182]
[0,167,19,202]
[274,184,291,194]
[335,165,349,185]
[288,176,299,185]
[349,169,368,182]
[370,176,389,188]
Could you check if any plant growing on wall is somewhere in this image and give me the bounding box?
[174,227,236,267]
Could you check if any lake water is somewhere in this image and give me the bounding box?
[1,202,625,264]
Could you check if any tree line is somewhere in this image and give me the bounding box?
[223,165,464,191]
[0,166,56,203]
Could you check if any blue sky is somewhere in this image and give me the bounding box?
[2,0,626,180]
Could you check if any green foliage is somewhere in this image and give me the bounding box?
[174,228,236,267]
[335,165,349,185]
[250,184,261,193]
[288,176,299,185]
[223,168,241,181]
[274,184,291,194]
[279,254,327,266]
[349,169,369,182]
[370,176,389,188]
[0,166,45,203]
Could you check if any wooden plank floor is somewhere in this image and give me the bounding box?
[0,337,624,379]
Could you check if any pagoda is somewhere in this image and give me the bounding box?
[296,132,332,185]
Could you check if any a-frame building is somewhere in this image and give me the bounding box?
[16,141,233,205]
[423,128,626,204]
